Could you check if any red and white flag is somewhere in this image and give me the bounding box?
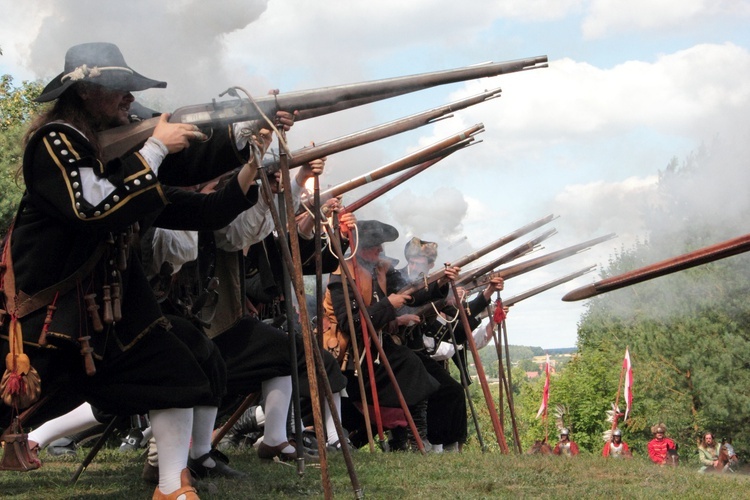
[536,354,551,419]
[623,348,633,421]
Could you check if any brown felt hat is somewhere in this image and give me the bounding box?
[404,237,438,264]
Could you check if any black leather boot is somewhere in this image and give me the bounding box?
[217,405,263,450]
[388,426,409,451]
[406,400,431,452]
[47,423,109,456]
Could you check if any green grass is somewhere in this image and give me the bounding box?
[1,445,748,499]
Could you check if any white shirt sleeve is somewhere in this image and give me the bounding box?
[78,168,117,206]
[472,318,494,350]
[79,137,166,206]
[138,137,168,174]
[214,180,273,251]
[290,174,306,212]
[150,228,198,277]
[429,340,457,361]
[233,121,258,150]
[214,174,308,252]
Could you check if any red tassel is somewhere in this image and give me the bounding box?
[6,372,23,395]
[493,299,507,323]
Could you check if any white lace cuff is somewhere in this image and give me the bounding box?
[139,137,169,174]
[233,121,261,150]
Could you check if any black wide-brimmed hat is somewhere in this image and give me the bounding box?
[357,220,399,248]
[36,42,167,102]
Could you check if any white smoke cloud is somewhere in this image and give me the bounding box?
[389,185,468,238]
[582,0,750,39]
[444,43,750,152]
[10,0,270,105]
[551,175,659,242]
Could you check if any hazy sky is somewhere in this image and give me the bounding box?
[2,0,750,348]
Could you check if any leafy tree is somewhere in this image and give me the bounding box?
[568,143,750,458]
[505,344,537,361]
[517,358,540,373]
[0,75,43,234]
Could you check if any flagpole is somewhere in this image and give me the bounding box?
[537,354,551,442]
[543,402,548,443]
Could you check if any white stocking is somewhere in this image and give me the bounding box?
[325,392,342,445]
[150,407,192,495]
[28,402,99,448]
[190,405,217,466]
[262,376,293,452]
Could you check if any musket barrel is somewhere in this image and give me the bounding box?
[398,214,557,295]
[562,232,750,301]
[300,141,470,213]
[319,124,484,201]
[496,233,616,282]
[453,215,557,269]
[457,228,558,286]
[502,265,596,307]
[170,56,545,127]
[101,55,545,162]
[270,88,501,170]
[343,153,452,214]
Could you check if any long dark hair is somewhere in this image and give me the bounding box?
[699,433,714,449]
[22,82,101,155]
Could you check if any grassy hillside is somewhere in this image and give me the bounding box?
[1,444,748,499]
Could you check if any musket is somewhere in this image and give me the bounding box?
[342,151,455,214]
[501,265,597,307]
[253,89,493,178]
[202,122,478,194]
[562,232,750,302]
[475,266,597,320]
[403,233,555,326]
[278,88,499,170]
[99,56,547,161]
[397,214,557,296]
[401,298,449,326]
[311,124,482,208]
[456,228,558,288]
[466,234,616,290]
